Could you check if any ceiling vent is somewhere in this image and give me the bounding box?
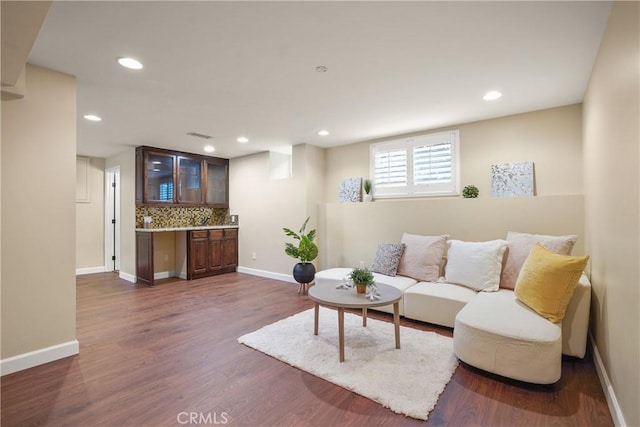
[186,131,213,140]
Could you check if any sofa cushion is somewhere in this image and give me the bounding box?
[445,239,508,292]
[454,290,562,384]
[514,244,589,323]
[314,267,354,287]
[370,242,406,276]
[500,231,577,290]
[404,281,477,328]
[397,233,448,282]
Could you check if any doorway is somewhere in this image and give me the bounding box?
[104,167,121,272]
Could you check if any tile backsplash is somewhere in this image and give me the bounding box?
[135,206,235,228]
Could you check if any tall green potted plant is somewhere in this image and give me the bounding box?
[283,217,318,285]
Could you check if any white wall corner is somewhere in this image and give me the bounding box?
[0,340,80,376]
[590,332,627,426]
[119,271,136,283]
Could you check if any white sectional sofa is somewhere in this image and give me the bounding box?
[314,232,591,385]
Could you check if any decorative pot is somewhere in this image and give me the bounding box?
[293,262,316,284]
[363,194,373,202]
[356,283,367,294]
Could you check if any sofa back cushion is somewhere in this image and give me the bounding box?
[397,233,448,282]
[445,239,508,292]
[500,231,578,290]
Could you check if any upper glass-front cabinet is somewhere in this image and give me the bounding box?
[177,156,203,204]
[136,146,229,207]
[145,152,175,204]
[206,160,229,207]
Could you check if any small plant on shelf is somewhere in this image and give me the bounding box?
[350,267,374,294]
[462,185,479,198]
[363,179,373,202]
[363,179,372,195]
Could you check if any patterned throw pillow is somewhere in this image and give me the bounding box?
[370,243,406,277]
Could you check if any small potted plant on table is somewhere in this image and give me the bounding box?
[350,267,374,294]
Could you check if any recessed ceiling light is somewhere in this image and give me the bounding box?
[83,114,102,121]
[315,65,328,73]
[318,130,329,136]
[204,145,215,153]
[237,137,249,143]
[117,57,143,70]
[483,90,502,101]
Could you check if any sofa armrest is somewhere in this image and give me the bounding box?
[561,272,591,357]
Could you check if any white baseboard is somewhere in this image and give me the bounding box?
[154,271,176,280]
[119,271,136,283]
[1,340,79,376]
[76,266,106,275]
[237,266,296,284]
[590,332,626,426]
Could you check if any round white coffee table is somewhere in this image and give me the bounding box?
[308,282,402,362]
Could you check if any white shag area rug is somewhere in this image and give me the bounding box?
[237,307,458,420]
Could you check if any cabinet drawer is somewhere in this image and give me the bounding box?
[191,230,208,239]
[224,229,238,238]
[209,230,223,240]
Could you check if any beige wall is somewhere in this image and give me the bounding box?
[76,157,105,270]
[1,64,76,358]
[322,195,585,269]
[105,148,136,280]
[583,2,640,426]
[324,104,583,203]
[153,232,176,274]
[230,145,317,277]
[321,104,586,267]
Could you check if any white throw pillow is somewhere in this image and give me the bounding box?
[445,239,508,292]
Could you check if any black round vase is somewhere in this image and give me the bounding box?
[293,262,316,284]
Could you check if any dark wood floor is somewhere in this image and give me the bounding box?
[1,272,613,426]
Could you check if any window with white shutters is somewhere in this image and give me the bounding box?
[370,130,459,198]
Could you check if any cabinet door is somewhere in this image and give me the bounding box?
[135,148,144,204]
[136,232,154,286]
[188,231,209,278]
[222,229,238,268]
[177,156,204,204]
[145,151,175,203]
[209,230,223,271]
[206,161,229,207]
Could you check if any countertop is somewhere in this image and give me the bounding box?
[135,225,239,232]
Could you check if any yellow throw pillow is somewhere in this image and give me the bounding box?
[514,244,589,323]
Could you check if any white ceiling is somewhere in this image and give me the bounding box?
[28,1,612,159]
